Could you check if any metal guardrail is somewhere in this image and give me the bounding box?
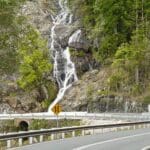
[0,112,150,120]
[0,121,150,149]
[0,121,150,140]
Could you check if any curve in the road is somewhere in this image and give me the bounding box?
[14,128,150,150]
[74,132,150,150]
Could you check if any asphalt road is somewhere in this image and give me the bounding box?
[15,128,150,150]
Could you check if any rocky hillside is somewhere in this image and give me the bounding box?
[59,0,150,113]
[0,0,97,113]
[0,0,150,113]
[0,0,59,113]
[21,0,58,39]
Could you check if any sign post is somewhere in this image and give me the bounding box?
[51,104,62,127]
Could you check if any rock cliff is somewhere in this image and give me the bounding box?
[0,0,96,113]
[0,0,59,113]
[60,69,146,113]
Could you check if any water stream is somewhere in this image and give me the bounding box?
[48,0,78,112]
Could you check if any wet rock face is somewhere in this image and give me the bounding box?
[53,24,76,48]
[50,26,90,51]
[72,55,100,76]
[68,30,90,51]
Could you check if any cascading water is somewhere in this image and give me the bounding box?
[48,0,78,112]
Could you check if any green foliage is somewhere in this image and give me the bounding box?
[42,82,58,109]
[0,0,26,74]
[69,0,150,62]
[111,30,150,94]
[107,70,126,91]
[0,120,18,132]
[29,119,81,130]
[18,27,52,90]
[86,84,94,100]
[0,0,56,105]
[92,49,103,63]
[41,99,50,110]
[97,89,109,96]
[46,81,57,103]
[0,0,25,27]
[29,119,48,130]
[69,0,150,99]
[143,95,150,106]
[69,48,85,57]
[131,84,142,96]
[93,0,136,60]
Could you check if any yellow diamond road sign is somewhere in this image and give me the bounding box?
[52,104,62,115]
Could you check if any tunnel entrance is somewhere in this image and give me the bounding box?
[19,121,29,131]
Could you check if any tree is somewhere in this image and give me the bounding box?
[0,0,26,74]
[93,0,136,60]
[18,27,53,91]
[112,31,150,94]
[0,0,25,27]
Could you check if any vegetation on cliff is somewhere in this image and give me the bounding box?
[0,0,57,111]
[68,0,150,105]
[0,0,26,74]
[0,0,150,112]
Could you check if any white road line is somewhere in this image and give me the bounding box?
[141,146,150,150]
[73,132,150,150]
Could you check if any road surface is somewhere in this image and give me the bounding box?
[14,128,150,150]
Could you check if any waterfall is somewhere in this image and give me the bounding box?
[68,29,81,44]
[48,0,78,112]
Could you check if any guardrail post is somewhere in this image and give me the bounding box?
[19,137,23,146]
[51,134,54,140]
[40,129,44,142]
[127,126,129,130]
[40,134,43,142]
[82,130,85,136]
[18,131,23,146]
[7,140,11,149]
[62,132,65,139]
[72,131,75,137]
[92,128,95,135]
[29,137,33,144]
[133,125,136,130]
